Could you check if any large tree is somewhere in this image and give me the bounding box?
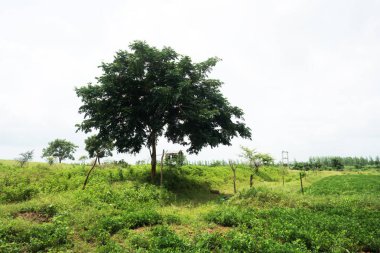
[76,41,251,179]
[42,139,78,163]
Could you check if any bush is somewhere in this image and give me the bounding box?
[150,226,189,251]
[206,206,380,252]
[0,217,70,252]
[0,186,38,203]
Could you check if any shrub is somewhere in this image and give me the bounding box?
[150,226,189,251]
[0,186,38,203]
[15,150,34,168]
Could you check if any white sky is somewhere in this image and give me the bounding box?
[1,0,379,163]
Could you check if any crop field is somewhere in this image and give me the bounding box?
[0,160,379,252]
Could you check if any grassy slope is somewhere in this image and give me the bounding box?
[0,160,379,252]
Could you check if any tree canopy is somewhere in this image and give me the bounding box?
[42,139,78,163]
[240,146,274,170]
[76,41,251,179]
[84,135,113,162]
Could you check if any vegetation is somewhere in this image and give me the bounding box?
[15,150,34,168]
[75,41,251,180]
[0,160,379,252]
[303,156,380,170]
[240,146,274,187]
[3,41,379,252]
[41,139,78,163]
[84,135,113,164]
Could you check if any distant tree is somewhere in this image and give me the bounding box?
[369,156,374,166]
[46,156,55,166]
[76,41,251,181]
[240,147,273,187]
[16,150,34,167]
[82,135,114,190]
[331,157,344,171]
[42,139,78,163]
[240,147,273,172]
[375,156,380,168]
[254,153,274,166]
[84,135,113,164]
[78,155,88,165]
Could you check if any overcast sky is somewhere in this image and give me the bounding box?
[1,0,379,163]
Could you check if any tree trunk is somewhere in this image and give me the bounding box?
[250,174,253,188]
[300,172,304,194]
[150,138,157,182]
[160,150,165,187]
[59,158,62,163]
[82,157,98,190]
[229,161,237,194]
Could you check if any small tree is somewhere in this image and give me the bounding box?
[42,139,78,163]
[255,153,274,166]
[46,156,55,166]
[84,135,113,164]
[16,150,34,167]
[240,146,274,187]
[299,171,306,194]
[228,160,237,194]
[82,135,114,190]
[78,155,88,165]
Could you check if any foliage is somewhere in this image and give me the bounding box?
[41,139,78,163]
[165,150,186,168]
[46,156,55,166]
[307,174,380,195]
[113,159,130,168]
[240,146,274,169]
[309,156,380,169]
[84,135,113,159]
[206,206,380,252]
[76,41,251,178]
[0,161,379,252]
[78,155,88,165]
[331,157,344,171]
[292,161,321,171]
[0,216,70,252]
[15,150,34,168]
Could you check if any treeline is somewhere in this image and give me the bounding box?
[293,156,380,171]
[310,156,380,167]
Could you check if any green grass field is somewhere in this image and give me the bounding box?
[0,160,379,252]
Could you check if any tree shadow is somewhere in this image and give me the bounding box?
[125,166,228,206]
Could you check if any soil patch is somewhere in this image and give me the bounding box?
[15,211,51,223]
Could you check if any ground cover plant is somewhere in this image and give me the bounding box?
[0,160,379,252]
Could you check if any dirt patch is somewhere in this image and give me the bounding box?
[15,211,51,223]
[132,226,149,233]
[205,225,231,234]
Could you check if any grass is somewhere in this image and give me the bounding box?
[306,174,380,195]
[0,160,379,252]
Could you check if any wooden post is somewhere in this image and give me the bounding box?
[229,161,237,194]
[82,157,99,190]
[299,172,304,194]
[160,150,165,187]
